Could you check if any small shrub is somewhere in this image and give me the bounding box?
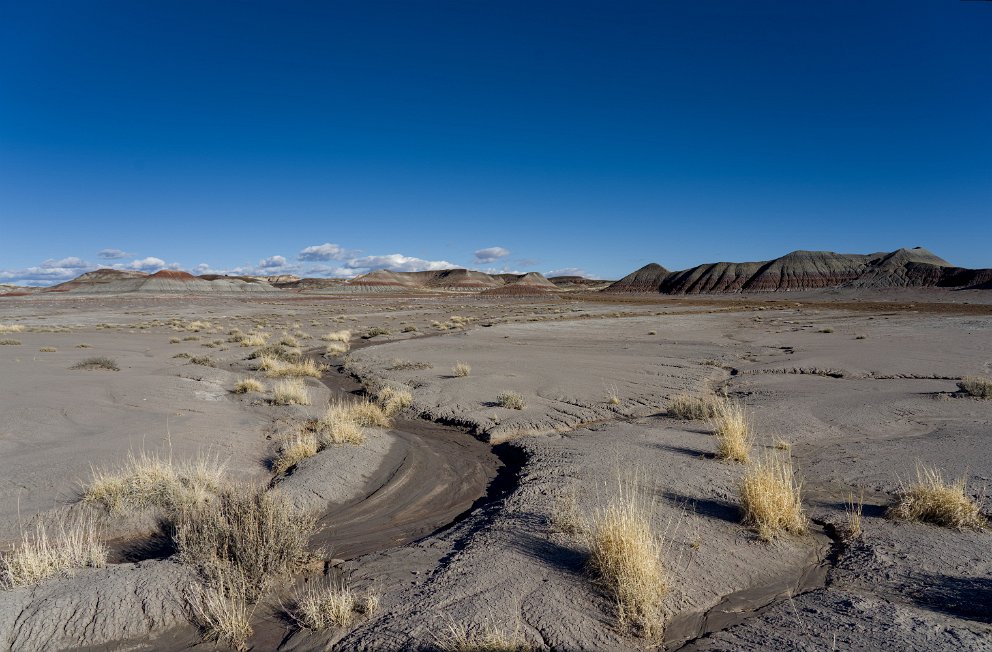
[453,361,472,377]
[587,479,666,636]
[247,344,300,363]
[497,391,525,410]
[818,327,834,334]
[188,355,216,367]
[958,376,992,399]
[169,337,182,344]
[362,326,390,339]
[173,484,317,601]
[740,454,808,540]
[668,394,720,420]
[402,325,418,333]
[888,464,985,529]
[233,378,264,394]
[708,399,752,463]
[0,515,107,589]
[388,358,432,370]
[0,339,21,346]
[272,379,311,406]
[38,347,57,352]
[71,356,119,371]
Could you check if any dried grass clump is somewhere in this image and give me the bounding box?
[321,330,351,343]
[739,454,808,540]
[188,355,215,367]
[668,393,720,420]
[325,341,350,356]
[189,569,256,651]
[279,334,300,348]
[70,356,120,371]
[388,358,432,370]
[271,432,319,475]
[587,479,666,636]
[0,515,107,589]
[0,324,25,333]
[173,484,317,601]
[0,339,21,345]
[888,464,985,529]
[708,399,752,463]
[348,399,392,427]
[362,326,390,339]
[291,583,364,630]
[841,492,864,540]
[260,356,323,378]
[441,621,532,652]
[377,385,412,416]
[233,377,264,394]
[453,361,472,377]
[273,379,311,406]
[958,376,992,399]
[497,391,525,410]
[314,407,367,446]
[238,332,270,347]
[84,451,226,514]
[39,347,57,352]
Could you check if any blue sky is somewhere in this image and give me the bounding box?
[1,1,990,285]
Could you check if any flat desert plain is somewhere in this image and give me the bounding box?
[1,292,990,651]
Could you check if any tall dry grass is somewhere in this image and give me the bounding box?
[888,464,985,529]
[1,515,108,589]
[587,478,666,636]
[739,454,808,540]
[667,393,720,420]
[708,399,752,463]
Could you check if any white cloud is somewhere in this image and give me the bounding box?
[345,254,456,275]
[259,255,288,269]
[0,257,95,286]
[128,257,168,272]
[473,246,510,263]
[299,243,348,261]
[97,248,131,260]
[546,267,592,278]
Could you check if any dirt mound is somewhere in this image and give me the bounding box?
[608,248,991,294]
[548,276,614,291]
[481,272,557,296]
[603,263,671,293]
[42,269,276,294]
[148,269,196,281]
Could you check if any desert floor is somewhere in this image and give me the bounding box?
[0,292,990,651]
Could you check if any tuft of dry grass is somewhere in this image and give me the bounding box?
[606,384,621,406]
[260,356,323,378]
[587,478,666,637]
[278,334,299,348]
[708,399,752,463]
[84,450,226,514]
[271,432,319,475]
[238,332,270,347]
[441,621,532,652]
[376,385,412,416]
[0,515,108,589]
[291,583,359,630]
[70,356,119,371]
[497,391,525,410]
[189,569,255,651]
[0,339,21,345]
[187,355,215,367]
[739,454,809,540]
[173,484,317,602]
[550,489,585,536]
[39,347,57,352]
[272,379,311,406]
[0,324,25,333]
[325,341,349,356]
[667,393,720,420]
[321,329,351,343]
[348,399,391,427]
[233,377,264,394]
[362,326,390,339]
[958,376,992,399]
[314,406,366,446]
[888,464,985,529]
[841,492,864,540]
[453,361,472,377]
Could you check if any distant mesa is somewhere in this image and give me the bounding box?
[3,246,988,298]
[604,247,991,294]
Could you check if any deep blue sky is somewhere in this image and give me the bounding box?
[1,1,990,284]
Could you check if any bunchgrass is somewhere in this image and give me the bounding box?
[70,356,120,371]
[587,477,666,637]
[496,391,525,410]
[667,393,720,420]
[453,361,472,377]
[0,515,108,589]
[272,379,311,406]
[708,399,752,463]
[233,377,265,394]
[271,432,319,475]
[888,464,985,529]
[739,453,808,540]
[958,376,992,399]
